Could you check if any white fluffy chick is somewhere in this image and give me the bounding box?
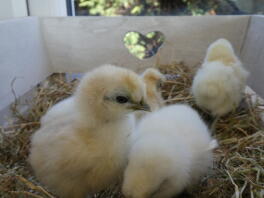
[191,38,249,116]
[122,104,217,198]
[40,97,74,125]
[29,65,150,198]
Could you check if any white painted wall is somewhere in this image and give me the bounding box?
[0,0,27,19]
[29,0,67,16]
[11,0,28,17]
[0,0,13,19]
[0,0,67,19]
[0,17,51,111]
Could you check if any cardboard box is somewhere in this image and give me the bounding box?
[0,16,263,123]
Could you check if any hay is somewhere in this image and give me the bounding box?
[0,74,77,198]
[159,63,264,198]
[0,63,263,198]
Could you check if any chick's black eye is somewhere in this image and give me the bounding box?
[116,96,129,104]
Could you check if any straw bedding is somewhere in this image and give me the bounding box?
[0,63,263,198]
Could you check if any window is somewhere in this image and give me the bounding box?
[69,0,264,16]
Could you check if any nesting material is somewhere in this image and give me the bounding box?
[0,63,263,198]
[160,63,264,198]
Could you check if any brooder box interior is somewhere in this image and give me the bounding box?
[1,15,264,123]
[0,15,264,198]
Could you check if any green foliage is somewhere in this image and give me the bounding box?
[76,0,243,16]
[183,0,217,15]
[124,32,145,59]
[124,31,164,59]
[78,0,160,16]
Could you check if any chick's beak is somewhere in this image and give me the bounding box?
[130,100,151,112]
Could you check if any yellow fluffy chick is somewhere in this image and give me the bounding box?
[134,68,165,121]
[191,38,249,116]
[29,65,150,198]
[142,68,165,111]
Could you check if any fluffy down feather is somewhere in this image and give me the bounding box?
[40,97,74,125]
[122,104,217,198]
[29,65,150,198]
[191,38,249,116]
[141,68,165,111]
[134,68,165,121]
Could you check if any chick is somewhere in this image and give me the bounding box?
[29,65,150,198]
[40,97,74,125]
[134,68,165,121]
[141,68,165,111]
[122,104,217,198]
[191,38,249,116]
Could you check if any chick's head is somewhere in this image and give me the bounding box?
[75,65,150,122]
[141,68,165,111]
[205,38,238,66]
[142,68,165,90]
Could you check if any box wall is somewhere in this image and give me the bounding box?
[241,15,264,98]
[40,16,250,73]
[2,15,264,122]
[0,17,51,114]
